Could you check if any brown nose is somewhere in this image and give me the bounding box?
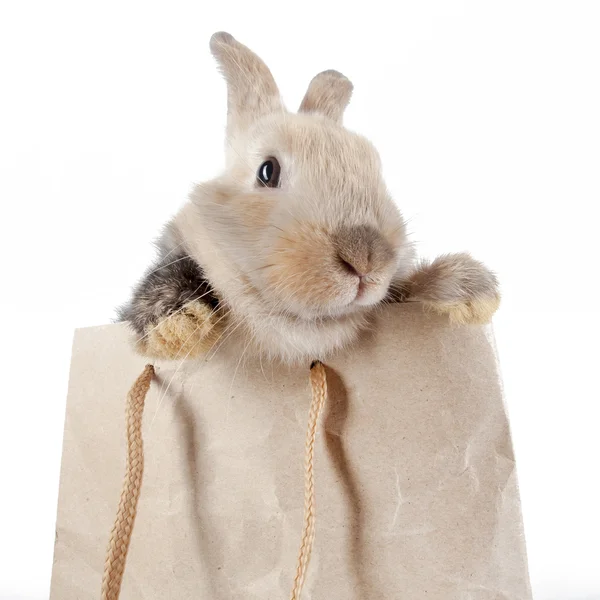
[332,225,394,277]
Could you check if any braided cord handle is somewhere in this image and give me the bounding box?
[101,364,154,600]
[290,361,328,600]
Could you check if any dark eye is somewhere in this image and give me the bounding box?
[256,158,281,188]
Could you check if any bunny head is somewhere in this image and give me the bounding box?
[173,32,414,361]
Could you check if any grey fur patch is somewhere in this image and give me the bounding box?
[116,235,218,337]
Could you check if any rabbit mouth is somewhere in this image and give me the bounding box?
[353,278,367,300]
[258,281,388,323]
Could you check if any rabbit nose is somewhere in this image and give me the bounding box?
[338,256,365,278]
[332,225,394,277]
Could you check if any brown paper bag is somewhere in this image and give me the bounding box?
[50,303,531,599]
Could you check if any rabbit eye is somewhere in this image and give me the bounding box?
[257,158,281,188]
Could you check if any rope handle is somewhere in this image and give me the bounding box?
[101,364,154,600]
[290,361,327,599]
[101,361,328,600]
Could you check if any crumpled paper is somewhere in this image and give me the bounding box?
[50,303,531,599]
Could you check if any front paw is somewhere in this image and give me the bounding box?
[134,301,222,360]
[427,294,501,325]
[409,253,500,325]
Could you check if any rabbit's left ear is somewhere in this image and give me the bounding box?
[299,70,353,124]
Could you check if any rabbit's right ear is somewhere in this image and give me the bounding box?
[299,70,353,124]
[210,32,284,138]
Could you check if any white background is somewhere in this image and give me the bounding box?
[1,1,599,599]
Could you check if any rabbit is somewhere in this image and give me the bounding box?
[117,32,500,364]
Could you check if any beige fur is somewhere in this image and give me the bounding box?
[426,296,501,325]
[299,70,353,123]
[135,302,222,360]
[406,253,501,325]
[138,32,500,363]
[210,32,283,143]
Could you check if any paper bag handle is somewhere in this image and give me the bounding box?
[101,362,328,600]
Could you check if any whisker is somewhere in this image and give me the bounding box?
[205,316,247,361]
[152,239,187,264]
[146,255,191,276]
[148,321,205,431]
[135,284,218,344]
[225,336,254,424]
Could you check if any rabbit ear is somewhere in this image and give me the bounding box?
[210,32,284,137]
[299,70,353,123]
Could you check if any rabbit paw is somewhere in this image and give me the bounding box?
[427,295,501,325]
[408,253,500,325]
[135,301,222,360]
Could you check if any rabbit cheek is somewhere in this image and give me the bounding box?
[264,226,352,313]
[235,193,273,227]
[226,193,274,268]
